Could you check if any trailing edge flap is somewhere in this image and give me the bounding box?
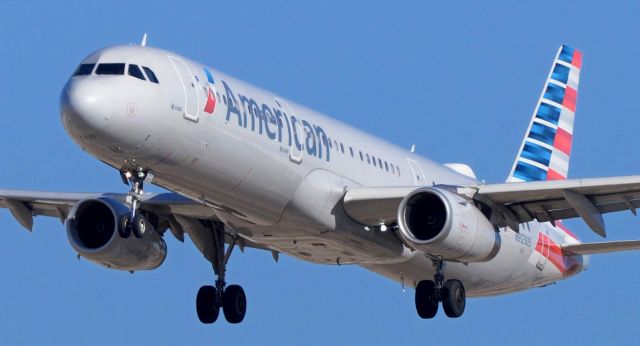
[343,175,640,234]
[562,240,640,255]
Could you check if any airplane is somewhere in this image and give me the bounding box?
[2,41,640,324]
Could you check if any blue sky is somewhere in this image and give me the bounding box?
[1,1,640,344]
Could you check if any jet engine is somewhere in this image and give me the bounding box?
[397,187,499,262]
[66,197,167,271]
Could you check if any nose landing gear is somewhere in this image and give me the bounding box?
[119,169,149,238]
[415,259,466,319]
[196,221,247,324]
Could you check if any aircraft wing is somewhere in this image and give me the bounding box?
[0,189,270,254]
[343,175,640,237]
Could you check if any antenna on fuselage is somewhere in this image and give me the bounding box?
[140,33,148,47]
[410,144,416,153]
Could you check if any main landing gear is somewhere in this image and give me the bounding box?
[119,169,150,239]
[196,221,247,324]
[415,259,466,319]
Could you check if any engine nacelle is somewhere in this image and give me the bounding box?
[397,187,499,262]
[66,197,167,271]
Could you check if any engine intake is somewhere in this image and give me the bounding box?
[66,197,167,271]
[397,187,499,262]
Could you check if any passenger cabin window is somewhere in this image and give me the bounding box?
[349,147,354,157]
[128,64,146,81]
[96,63,125,75]
[142,66,159,83]
[359,151,364,161]
[73,63,95,76]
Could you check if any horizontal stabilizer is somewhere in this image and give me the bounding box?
[562,240,640,255]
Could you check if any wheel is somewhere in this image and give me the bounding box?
[132,214,149,238]
[415,280,438,319]
[442,279,465,318]
[119,216,131,238]
[223,285,247,324]
[196,285,219,324]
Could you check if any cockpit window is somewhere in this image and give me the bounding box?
[73,63,95,76]
[128,64,146,81]
[142,66,159,84]
[96,63,125,75]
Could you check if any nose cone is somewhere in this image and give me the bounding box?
[60,79,112,137]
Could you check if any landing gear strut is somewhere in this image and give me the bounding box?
[196,221,247,324]
[119,169,149,238]
[415,259,466,319]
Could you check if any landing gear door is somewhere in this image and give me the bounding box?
[407,158,427,186]
[275,98,303,164]
[168,56,200,122]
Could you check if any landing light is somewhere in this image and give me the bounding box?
[380,224,388,232]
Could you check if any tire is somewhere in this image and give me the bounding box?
[442,279,465,318]
[196,285,219,324]
[119,216,131,238]
[132,214,149,238]
[415,280,438,319]
[223,285,247,324]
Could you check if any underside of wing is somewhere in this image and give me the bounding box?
[342,175,640,238]
[0,189,269,250]
[342,186,415,225]
[473,175,640,237]
[0,189,220,229]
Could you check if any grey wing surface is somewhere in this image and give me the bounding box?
[0,189,269,255]
[342,175,640,238]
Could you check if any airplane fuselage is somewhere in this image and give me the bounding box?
[60,45,587,298]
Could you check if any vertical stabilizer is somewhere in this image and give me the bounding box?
[507,45,582,182]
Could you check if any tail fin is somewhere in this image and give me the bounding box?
[507,45,582,182]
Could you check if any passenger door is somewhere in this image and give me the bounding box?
[168,56,199,122]
[407,158,426,186]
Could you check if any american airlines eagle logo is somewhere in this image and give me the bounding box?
[203,67,217,114]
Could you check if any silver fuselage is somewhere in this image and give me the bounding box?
[60,45,587,297]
